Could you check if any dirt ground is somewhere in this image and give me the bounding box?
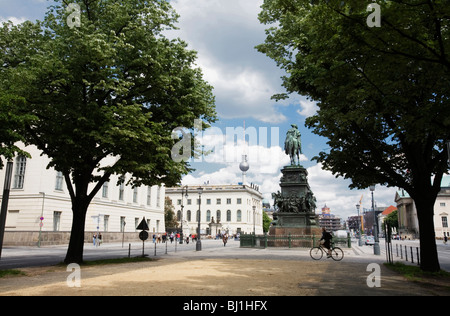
[1,257,449,296]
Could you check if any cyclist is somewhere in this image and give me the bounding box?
[320,227,333,258]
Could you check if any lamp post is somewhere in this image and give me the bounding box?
[196,187,203,251]
[0,160,13,259]
[356,203,362,246]
[369,185,380,255]
[180,185,188,244]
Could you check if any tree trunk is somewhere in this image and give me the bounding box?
[64,201,89,264]
[414,196,441,272]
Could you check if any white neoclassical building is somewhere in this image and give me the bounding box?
[0,143,165,246]
[165,184,264,237]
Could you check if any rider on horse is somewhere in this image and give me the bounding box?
[284,124,302,165]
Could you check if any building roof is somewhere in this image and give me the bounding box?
[442,175,450,188]
[381,205,397,216]
[396,175,450,199]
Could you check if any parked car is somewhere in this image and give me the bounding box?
[365,236,375,245]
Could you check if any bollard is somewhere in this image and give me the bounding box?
[405,245,408,262]
[396,244,398,257]
[400,244,403,259]
[128,243,131,258]
[410,246,414,263]
[416,247,420,266]
[154,242,157,256]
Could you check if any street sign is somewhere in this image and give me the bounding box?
[136,217,149,231]
[139,231,149,241]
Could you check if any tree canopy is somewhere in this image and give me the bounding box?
[0,0,216,263]
[257,0,449,271]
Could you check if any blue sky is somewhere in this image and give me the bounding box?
[0,0,400,219]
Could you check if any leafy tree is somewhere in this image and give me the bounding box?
[257,0,449,271]
[0,0,216,264]
[0,22,39,166]
[164,197,178,228]
[262,211,272,233]
[383,210,398,233]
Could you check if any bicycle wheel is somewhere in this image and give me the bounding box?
[330,247,344,261]
[310,247,323,260]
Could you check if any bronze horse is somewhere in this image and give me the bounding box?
[284,124,302,165]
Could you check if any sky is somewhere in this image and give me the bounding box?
[0,0,400,220]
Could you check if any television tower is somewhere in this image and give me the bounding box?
[239,121,249,185]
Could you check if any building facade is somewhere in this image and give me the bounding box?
[0,144,165,245]
[165,184,264,237]
[317,204,342,232]
[395,175,450,240]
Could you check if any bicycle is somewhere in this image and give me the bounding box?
[310,242,344,261]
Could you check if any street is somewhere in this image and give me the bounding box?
[0,238,237,270]
[0,238,449,272]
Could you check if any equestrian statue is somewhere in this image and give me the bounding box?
[284,124,302,165]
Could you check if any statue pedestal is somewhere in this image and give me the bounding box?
[268,226,322,247]
[270,165,320,247]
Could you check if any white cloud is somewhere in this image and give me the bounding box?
[167,0,288,123]
[0,16,27,25]
[297,98,319,117]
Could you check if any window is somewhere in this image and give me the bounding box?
[133,187,138,203]
[177,211,181,221]
[440,202,446,207]
[237,210,242,222]
[196,210,200,222]
[53,211,61,231]
[135,217,139,231]
[156,186,161,207]
[443,216,448,228]
[237,198,242,204]
[177,199,182,205]
[207,199,211,205]
[102,181,109,198]
[226,198,231,205]
[216,210,221,222]
[104,215,109,232]
[118,178,125,201]
[187,210,191,222]
[13,156,27,189]
[206,210,211,222]
[216,198,221,205]
[187,199,192,205]
[227,210,231,222]
[147,187,152,206]
[120,216,126,232]
[55,171,64,191]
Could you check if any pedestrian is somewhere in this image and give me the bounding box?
[444,234,448,245]
[98,233,102,246]
[93,233,97,246]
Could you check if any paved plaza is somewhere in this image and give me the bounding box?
[0,239,449,296]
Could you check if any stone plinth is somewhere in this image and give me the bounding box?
[268,226,322,247]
